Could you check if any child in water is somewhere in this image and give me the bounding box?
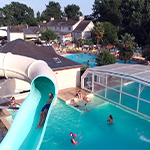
[71,136,82,145]
[107,114,114,124]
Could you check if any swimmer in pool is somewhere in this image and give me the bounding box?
[107,114,114,124]
[69,132,76,138]
[71,136,82,145]
[84,103,89,112]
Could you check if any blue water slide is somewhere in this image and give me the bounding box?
[0,53,58,150]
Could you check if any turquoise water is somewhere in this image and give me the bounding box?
[63,53,98,67]
[7,109,18,120]
[117,60,136,64]
[98,82,150,117]
[40,97,150,149]
[63,53,136,67]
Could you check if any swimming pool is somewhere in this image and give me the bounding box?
[63,53,136,67]
[40,97,150,149]
[7,109,18,120]
[5,94,150,149]
[63,53,98,67]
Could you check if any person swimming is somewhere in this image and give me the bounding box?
[71,136,82,145]
[84,103,89,112]
[70,99,81,108]
[107,114,114,124]
[69,132,76,138]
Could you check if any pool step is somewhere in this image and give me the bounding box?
[0,117,10,130]
[2,109,11,116]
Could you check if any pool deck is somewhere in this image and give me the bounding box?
[57,87,92,103]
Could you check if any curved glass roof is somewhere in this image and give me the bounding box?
[86,64,150,85]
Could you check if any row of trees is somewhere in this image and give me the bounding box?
[87,0,150,46]
[0,1,83,26]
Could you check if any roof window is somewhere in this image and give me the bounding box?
[53,57,61,63]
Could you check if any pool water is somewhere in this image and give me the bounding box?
[63,53,98,67]
[68,95,108,112]
[40,97,150,150]
[117,60,136,64]
[7,109,18,120]
[63,53,136,67]
[98,82,150,117]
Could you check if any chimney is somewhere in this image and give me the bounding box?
[38,24,40,28]
[65,17,68,21]
[51,17,54,21]
[43,20,47,23]
[79,15,84,21]
[26,24,28,29]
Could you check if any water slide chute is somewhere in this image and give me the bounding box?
[0,52,58,150]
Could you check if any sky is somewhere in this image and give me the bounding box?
[0,0,94,16]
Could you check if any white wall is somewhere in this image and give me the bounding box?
[49,26,73,33]
[73,32,82,40]
[0,68,81,101]
[84,21,94,32]
[54,68,81,90]
[0,27,7,36]
[8,33,24,42]
[0,78,30,101]
[82,31,91,39]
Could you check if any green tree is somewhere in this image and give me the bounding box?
[91,0,150,46]
[118,33,136,63]
[36,11,41,24]
[101,22,118,45]
[96,50,116,66]
[92,0,123,26]
[120,0,150,45]
[142,45,150,61]
[64,4,82,19]
[41,1,61,21]
[2,2,35,26]
[92,22,104,45]
[75,38,84,47]
[84,40,94,46]
[118,44,135,63]
[40,29,57,44]
[84,15,94,20]
[119,33,137,46]
[0,8,4,26]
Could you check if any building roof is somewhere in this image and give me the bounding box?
[55,31,71,36]
[86,63,150,85]
[74,21,91,32]
[0,39,83,70]
[23,28,35,35]
[8,26,24,33]
[8,26,46,35]
[29,26,47,34]
[45,19,79,27]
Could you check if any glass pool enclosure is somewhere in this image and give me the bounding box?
[81,63,150,119]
